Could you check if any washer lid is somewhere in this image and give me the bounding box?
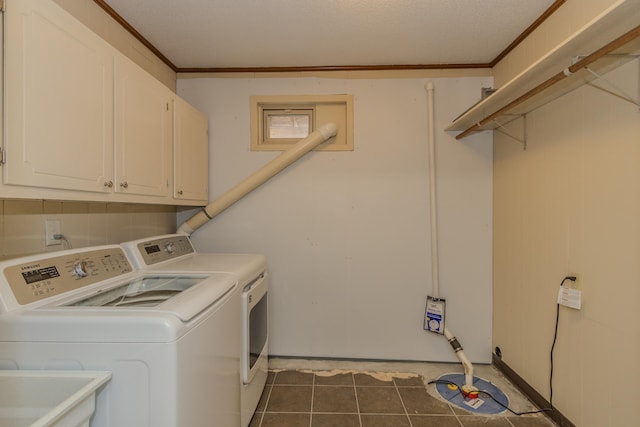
[70,275,206,308]
[62,273,237,322]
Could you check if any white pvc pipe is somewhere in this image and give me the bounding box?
[444,328,474,388]
[425,82,474,387]
[177,122,338,235]
[427,82,440,298]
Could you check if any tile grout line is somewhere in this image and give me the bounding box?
[308,373,315,427]
[393,378,414,427]
[257,373,276,427]
[425,378,466,427]
[447,401,467,427]
[352,373,363,427]
[505,416,517,427]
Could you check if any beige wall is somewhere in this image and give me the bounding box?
[0,200,176,260]
[493,17,639,427]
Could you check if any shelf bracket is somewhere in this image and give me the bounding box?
[582,55,640,108]
[493,114,527,151]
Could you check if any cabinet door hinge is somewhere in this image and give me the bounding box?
[0,148,6,166]
[0,0,5,13]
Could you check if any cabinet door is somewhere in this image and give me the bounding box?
[174,97,209,204]
[4,0,114,192]
[114,55,172,198]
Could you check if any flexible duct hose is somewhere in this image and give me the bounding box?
[177,122,338,235]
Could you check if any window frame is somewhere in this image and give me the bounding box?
[250,94,354,152]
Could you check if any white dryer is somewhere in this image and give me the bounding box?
[121,234,269,427]
[0,245,241,427]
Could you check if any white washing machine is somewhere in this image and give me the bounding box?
[0,244,241,427]
[120,234,269,427]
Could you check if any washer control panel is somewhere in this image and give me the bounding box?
[135,235,194,266]
[2,247,133,307]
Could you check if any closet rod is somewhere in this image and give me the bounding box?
[456,24,640,140]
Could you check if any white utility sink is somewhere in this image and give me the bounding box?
[0,371,111,427]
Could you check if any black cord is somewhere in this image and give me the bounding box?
[477,390,552,416]
[428,275,577,417]
[550,302,560,408]
[550,276,576,409]
[53,233,73,249]
[427,379,551,416]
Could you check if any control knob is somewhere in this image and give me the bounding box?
[165,242,175,255]
[72,260,90,278]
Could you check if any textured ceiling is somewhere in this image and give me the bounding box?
[102,0,558,70]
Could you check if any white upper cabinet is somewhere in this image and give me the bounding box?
[4,0,114,192]
[173,97,209,204]
[114,55,172,198]
[1,0,208,205]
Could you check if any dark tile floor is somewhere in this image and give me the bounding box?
[249,370,556,427]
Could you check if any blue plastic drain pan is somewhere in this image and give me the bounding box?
[434,373,509,415]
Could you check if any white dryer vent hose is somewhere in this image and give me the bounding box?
[177,122,338,235]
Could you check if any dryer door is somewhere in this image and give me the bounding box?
[242,273,268,384]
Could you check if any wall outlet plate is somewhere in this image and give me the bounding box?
[45,220,61,246]
[558,286,581,309]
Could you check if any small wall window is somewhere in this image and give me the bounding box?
[250,95,353,151]
[263,108,314,142]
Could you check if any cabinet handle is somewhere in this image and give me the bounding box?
[177,190,183,195]
[103,180,113,188]
[120,182,129,189]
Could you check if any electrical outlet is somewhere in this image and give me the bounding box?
[568,274,579,287]
[45,220,61,246]
[558,286,582,310]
